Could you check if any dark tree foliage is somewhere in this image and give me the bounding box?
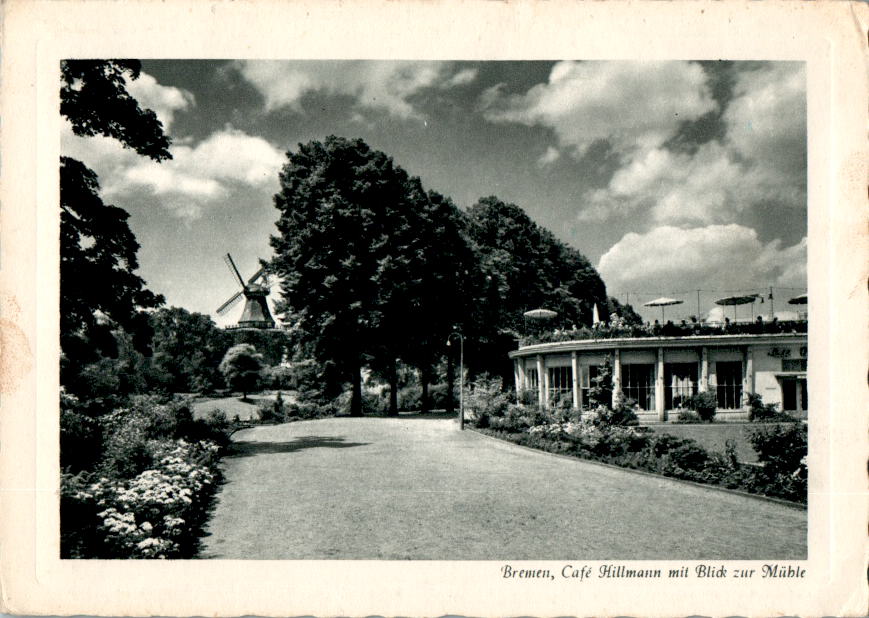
[61,60,171,161]
[60,157,164,365]
[149,307,233,394]
[465,196,608,380]
[271,137,416,416]
[607,296,643,325]
[219,344,264,401]
[60,60,171,393]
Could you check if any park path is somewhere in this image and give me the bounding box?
[200,416,806,560]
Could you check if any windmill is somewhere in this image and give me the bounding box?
[216,253,276,329]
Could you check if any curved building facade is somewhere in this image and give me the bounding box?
[509,332,808,422]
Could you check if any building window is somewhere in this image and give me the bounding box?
[580,365,600,409]
[782,358,807,372]
[665,363,697,409]
[548,366,572,404]
[716,361,743,409]
[526,368,538,391]
[622,363,655,410]
[781,377,807,412]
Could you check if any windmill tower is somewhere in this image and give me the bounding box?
[216,253,276,329]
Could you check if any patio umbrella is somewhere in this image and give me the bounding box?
[787,293,807,305]
[714,294,759,321]
[523,308,558,320]
[643,297,683,322]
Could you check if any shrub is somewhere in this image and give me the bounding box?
[463,375,511,426]
[427,383,453,409]
[597,398,640,426]
[61,409,103,472]
[397,385,422,411]
[258,392,288,423]
[261,365,294,390]
[688,391,718,422]
[676,409,702,423]
[749,423,808,477]
[747,393,795,422]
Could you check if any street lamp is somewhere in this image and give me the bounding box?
[446,332,464,430]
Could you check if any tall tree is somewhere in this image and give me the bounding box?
[271,136,421,416]
[60,60,171,390]
[465,196,609,380]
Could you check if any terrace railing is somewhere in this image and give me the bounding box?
[519,319,808,347]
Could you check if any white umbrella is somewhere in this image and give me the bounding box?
[644,297,684,322]
[523,308,558,320]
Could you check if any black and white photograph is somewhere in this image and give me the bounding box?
[2,1,866,616]
[58,58,809,561]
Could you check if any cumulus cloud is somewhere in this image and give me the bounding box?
[578,62,806,224]
[235,60,477,119]
[125,71,195,132]
[481,61,716,157]
[108,127,285,220]
[597,225,807,294]
[63,121,284,221]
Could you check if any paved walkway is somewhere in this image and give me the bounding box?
[200,416,806,560]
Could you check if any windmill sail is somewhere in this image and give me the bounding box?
[216,253,277,329]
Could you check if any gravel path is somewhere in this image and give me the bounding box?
[200,416,806,560]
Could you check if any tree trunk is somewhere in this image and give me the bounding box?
[388,357,399,416]
[420,366,430,413]
[350,359,363,417]
[446,350,455,414]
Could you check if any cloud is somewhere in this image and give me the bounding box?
[235,60,476,119]
[597,225,807,294]
[581,142,743,223]
[107,127,285,220]
[578,62,806,224]
[125,71,195,132]
[63,121,284,221]
[538,146,560,167]
[481,61,716,157]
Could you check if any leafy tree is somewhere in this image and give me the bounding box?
[60,60,171,391]
[149,307,232,394]
[61,60,171,161]
[465,196,608,381]
[607,296,643,325]
[271,136,431,416]
[219,344,264,401]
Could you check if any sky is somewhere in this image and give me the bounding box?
[61,60,807,326]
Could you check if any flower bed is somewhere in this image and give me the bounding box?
[475,419,807,504]
[62,439,222,558]
[61,395,230,559]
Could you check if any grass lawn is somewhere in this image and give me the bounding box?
[192,391,295,421]
[648,422,795,463]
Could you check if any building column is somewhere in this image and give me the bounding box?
[699,346,709,393]
[571,351,580,410]
[611,349,621,408]
[743,346,754,408]
[536,354,545,409]
[517,359,526,392]
[513,359,521,396]
[655,346,666,421]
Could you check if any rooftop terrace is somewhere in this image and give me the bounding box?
[518,318,808,348]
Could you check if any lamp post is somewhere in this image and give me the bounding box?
[446,332,464,430]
